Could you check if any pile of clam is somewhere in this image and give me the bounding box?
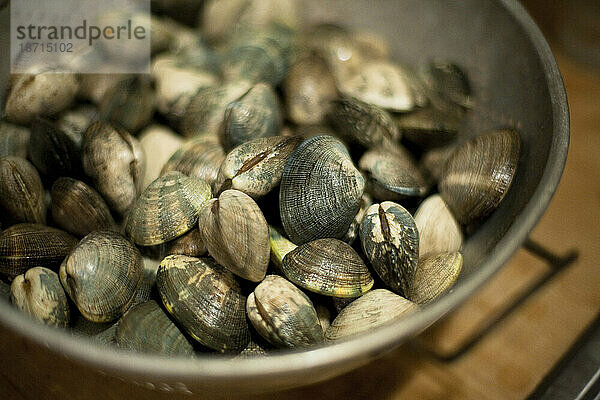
[0,0,520,356]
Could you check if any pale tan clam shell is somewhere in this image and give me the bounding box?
[414,194,463,258]
[198,189,269,282]
[407,251,463,304]
[325,289,418,340]
[138,125,184,189]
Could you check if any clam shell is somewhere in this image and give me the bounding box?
[359,145,428,201]
[198,190,269,282]
[181,81,252,138]
[337,61,415,112]
[419,60,472,109]
[125,172,212,247]
[59,231,144,323]
[279,135,365,244]
[4,72,79,125]
[115,300,195,356]
[327,98,400,148]
[247,275,324,348]
[161,137,226,193]
[439,129,521,225]
[10,267,70,327]
[81,121,146,216]
[306,24,364,80]
[236,338,270,358]
[360,202,419,296]
[407,252,463,304]
[28,118,82,178]
[138,125,184,189]
[163,228,207,257]
[221,83,281,151]
[57,105,98,143]
[414,194,463,258]
[98,76,156,133]
[78,74,127,105]
[269,226,297,270]
[283,53,337,125]
[0,156,46,225]
[316,303,331,333]
[51,177,116,237]
[325,289,418,340]
[156,255,250,353]
[216,136,302,197]
[420,144,458,183]
[0,121,30,158]
[282,238,373,298]
[0,223,77,278]
[94,323,119,346]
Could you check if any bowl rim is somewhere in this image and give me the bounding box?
[0,0,570,393]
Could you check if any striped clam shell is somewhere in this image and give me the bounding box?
[0,223,77,279]
[115,300,195,356]
[247,275,324,348]
[125,172,212,247]
[279,135,365,245]
[10,267,70,328]
[0,156,46,225]
[439,129,520,225]
[407,252,463,305]
[59,231,144,323]
[157,255,250,353]
[282,238,373,298]
[0,121,30,158]
[359,201,419,296]
[325,289,418,340]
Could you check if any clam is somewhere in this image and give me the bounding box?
[328,97,400,149]
[70,314,116,337]
[282,238,373,298]
[115,300,195,356]
[138,125,184,189]
[394,105,463,149]
[407,252,463,305]
[78,74,127,105]
[216,136,302,197]
[198,190,269,282]
[283,53,337,125]
[332,297,354,314]
[57,105,98,140]
[414,194,463,258]
[201,0,300,43]
[28,118,82,178]
[359,144,428,201]
[353,30,391,61]
[157,255,250,352]
[221,83,281,151]
[419,60,472,109]
[161,137,226,193]
[0,223,77,279]
[325,289,418,340]
[279,135,365,244]
[4,71,79,125]
[316,304,331,333]
[306,24,364,80]
[221,25,296,86]
[247,275,324,348]
[81,121,146,216]
[94,323,119,346]
[359,202,419,295]
[59,231,144,323]
[269,226,297,270]
[0,121,30,158]
[10,267,70,327]
[439,129,521,225]
[151,53,218,119]
[181,80,252,138]
[337,61,415,112]
[98,76,156,133]
[125,172,212,247]
[0,156,46,225]
[51,177,117,237]
[342,194,372,245]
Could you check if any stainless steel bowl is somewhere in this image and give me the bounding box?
[0,0,568,397]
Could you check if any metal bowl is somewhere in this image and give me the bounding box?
[0,0,568,397]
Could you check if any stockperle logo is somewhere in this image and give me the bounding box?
[11,0,150,74]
